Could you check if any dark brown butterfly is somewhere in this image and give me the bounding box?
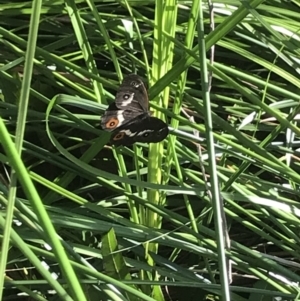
[101,74,169,146]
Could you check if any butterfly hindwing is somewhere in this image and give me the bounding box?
[110,116,169,146]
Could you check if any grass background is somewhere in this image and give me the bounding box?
[1,0,300,300]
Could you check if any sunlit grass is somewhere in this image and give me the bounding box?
[1,0,300,301]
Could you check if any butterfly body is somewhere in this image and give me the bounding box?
[101,75,168,146]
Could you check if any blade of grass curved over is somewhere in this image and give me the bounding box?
[0,118,87,301]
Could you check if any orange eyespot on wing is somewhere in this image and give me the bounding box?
[113,132,125,141]
[106,117,119,129]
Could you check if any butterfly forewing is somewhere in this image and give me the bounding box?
[115,74,149,112]
[101,109,141,132]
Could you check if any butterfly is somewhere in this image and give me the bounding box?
[101,74,169,146]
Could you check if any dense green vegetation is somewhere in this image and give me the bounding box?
[1,0,300,300]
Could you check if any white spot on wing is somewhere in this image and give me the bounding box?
[120,93,134,106]
[122,129,137,137]
[137,130,154,136]
[116,111,125,125]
